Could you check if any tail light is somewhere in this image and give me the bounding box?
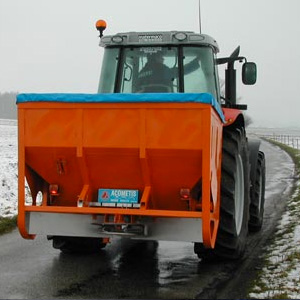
[180,188,191,201]
[49,184,59,196]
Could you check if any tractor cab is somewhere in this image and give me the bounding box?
[97,31,221,101]
[96,23,257,109]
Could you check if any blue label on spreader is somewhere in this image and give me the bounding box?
[98,189,139,204]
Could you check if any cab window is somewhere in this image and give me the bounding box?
[120,47,179,93]
[183,47,218,99]
[98,48,119,93]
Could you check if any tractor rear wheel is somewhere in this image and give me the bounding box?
[249,151,266,232]
[195,127,250,260]
[51,236,107,254]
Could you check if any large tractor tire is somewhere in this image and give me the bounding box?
[50,236,107,254]
[195,127,250,260]
[249,151,266,232]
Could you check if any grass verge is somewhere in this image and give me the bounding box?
[0,215,17,236]
[247,139,300,299]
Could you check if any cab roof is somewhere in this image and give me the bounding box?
[100,31,219,53]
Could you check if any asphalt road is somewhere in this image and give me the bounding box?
[0,140,295,299]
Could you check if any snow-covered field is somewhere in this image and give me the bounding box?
[0,119,18,218]
[1,119,300,298]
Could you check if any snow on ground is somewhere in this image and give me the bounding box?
[249,181,300,299]
[0,119,18,217]
[248,129,300,299]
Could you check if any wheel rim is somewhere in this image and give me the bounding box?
[235,153,244,235]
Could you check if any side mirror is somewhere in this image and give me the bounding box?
[242,62,257,85]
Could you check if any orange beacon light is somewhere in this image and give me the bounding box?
[95,19,107,37]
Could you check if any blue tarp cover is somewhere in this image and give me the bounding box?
[17,93,225,122]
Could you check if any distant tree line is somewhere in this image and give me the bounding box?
[0,92,18,119]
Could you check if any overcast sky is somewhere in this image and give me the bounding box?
[0,0,299,128]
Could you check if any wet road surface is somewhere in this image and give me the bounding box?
[0,140,296,299]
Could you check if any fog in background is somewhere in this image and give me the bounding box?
[0,0,299,127]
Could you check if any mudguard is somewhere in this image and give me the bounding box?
[222,107,244,127]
